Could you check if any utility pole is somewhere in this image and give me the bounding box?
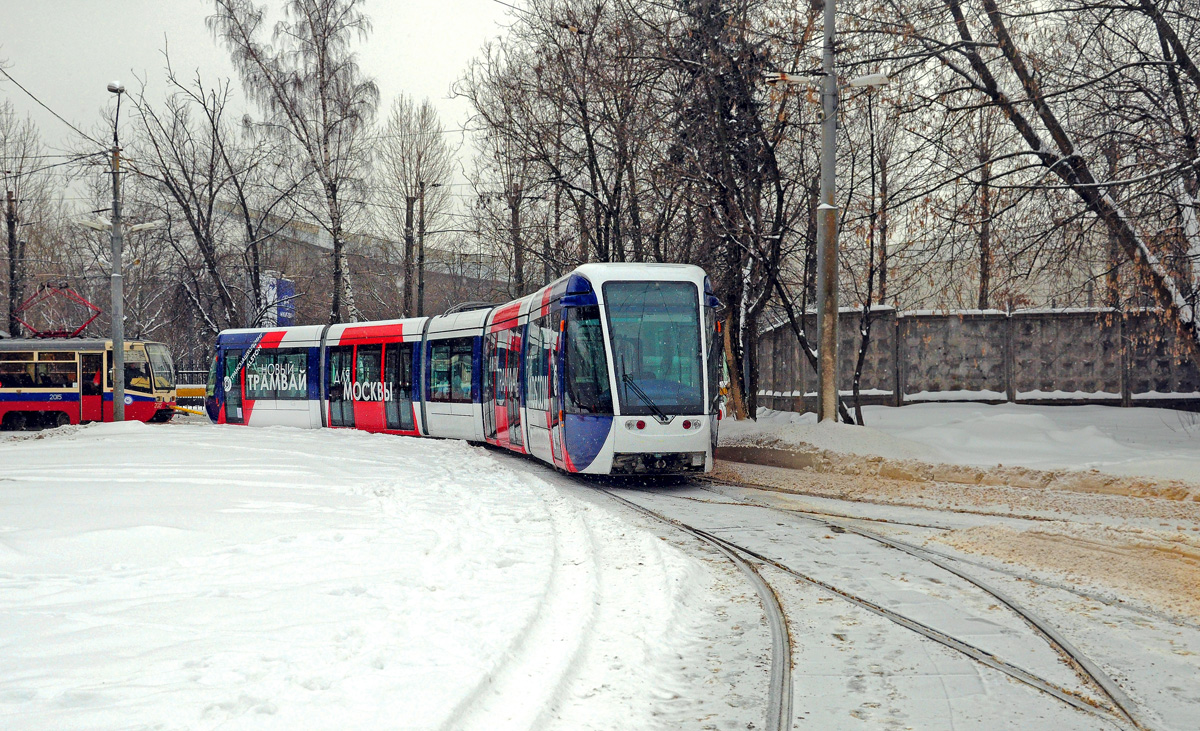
[509,184,524,296]
[815,0,840,422]
[403,195,415,317]
[6,189,18,337]
[417,181,426,316]
[108,81,126,422]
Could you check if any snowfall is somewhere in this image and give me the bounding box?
[1,402,1198,729]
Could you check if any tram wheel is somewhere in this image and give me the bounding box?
[51,411,70,428]
[149,409,174,423]
[4,412,28,431]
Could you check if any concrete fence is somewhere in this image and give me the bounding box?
[756,307,1200,412]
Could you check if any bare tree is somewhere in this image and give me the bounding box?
[130,63,307,334]
[375,94,455,315]
[209,0,379,324]
[0,100,50,336]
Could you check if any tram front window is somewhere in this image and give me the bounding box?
[603,281,703,417]
[146,343,176,391]
[109,349,153,392]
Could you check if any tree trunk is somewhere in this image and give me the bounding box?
[878,158,889,306]
[722,311,747,419]
[978,154,993,309]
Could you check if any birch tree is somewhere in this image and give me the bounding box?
[209,0,379,324]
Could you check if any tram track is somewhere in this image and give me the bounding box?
[683,478,1152,730]
[485,449,1160,728]
[595,477,1162,730]
[598,488,793,731]
[698,475,1200,630]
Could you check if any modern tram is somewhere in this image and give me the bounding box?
[0,338,178,429]
[205,263,722,475]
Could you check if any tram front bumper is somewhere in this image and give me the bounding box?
[611,451,707,475]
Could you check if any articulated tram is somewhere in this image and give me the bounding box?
[205,264,722,475]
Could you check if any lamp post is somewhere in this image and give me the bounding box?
[75,209,165,420]
[77,96,162,425]
[768,52,888,422]
[815,0,839,422]
[107,81,126,421]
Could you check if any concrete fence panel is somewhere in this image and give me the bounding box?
[757,307,1200,413]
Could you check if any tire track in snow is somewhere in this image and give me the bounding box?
[437,484,600,731]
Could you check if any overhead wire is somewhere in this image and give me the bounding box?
[0,66,106,148]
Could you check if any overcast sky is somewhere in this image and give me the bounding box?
[2,0,512,195]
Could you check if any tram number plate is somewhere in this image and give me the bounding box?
[49,393,62,401]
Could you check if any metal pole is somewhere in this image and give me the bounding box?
[417,181,426,317]
[510,184,523,296]
[403,196,415,317]
[6,190,18,337]
[110,141,125,421]
[816,0,840,422]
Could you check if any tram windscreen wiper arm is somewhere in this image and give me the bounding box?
[622,371,669,422]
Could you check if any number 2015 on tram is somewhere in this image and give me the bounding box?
[205,263,722,475]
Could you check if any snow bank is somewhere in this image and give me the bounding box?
[718,409,945,463]
[0,423,732,729]
[721,403,1200,484]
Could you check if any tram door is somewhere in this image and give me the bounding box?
[384,342,414,431]
[483,333,498,440]
[328,346,354,427]
[504,330,523,448]
[549,321,563,462]
[224,349,243,424]
[80,352,104,422]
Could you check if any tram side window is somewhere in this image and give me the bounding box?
[0,362,35,388]
[35,361,77,388]
[246,349,309,400]
[705,305,721,411]
[355,345,382,398]
[0,352,34,388]
[429,338,473,403]
[524,319,552,411]
[206,353,218,398]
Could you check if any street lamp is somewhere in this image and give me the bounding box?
[107,80,127,421]
[770,54,888,422]
[74,204,167,422]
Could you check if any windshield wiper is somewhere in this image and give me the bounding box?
[622,371,669,423]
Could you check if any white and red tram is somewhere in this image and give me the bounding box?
[206,264,722,475]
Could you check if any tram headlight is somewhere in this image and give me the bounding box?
[625,419,647,430]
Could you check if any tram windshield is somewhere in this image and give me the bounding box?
[146,343,176,390]
[603,281,704,416]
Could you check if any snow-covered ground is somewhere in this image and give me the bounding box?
[722,403,1200,482]
[5,410,1197,729]
[0,421,763,730]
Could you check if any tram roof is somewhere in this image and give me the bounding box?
[0,338,161,352]
[570,262,707,286]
